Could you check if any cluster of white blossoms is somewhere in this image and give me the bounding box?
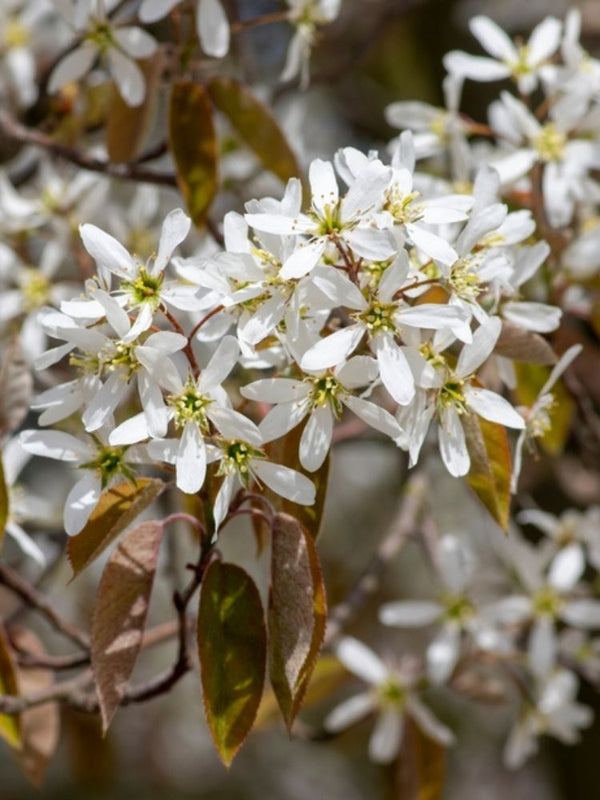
[4,1,600,779]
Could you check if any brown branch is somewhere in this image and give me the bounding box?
[0,111,177,188]
[0,563,89,650]
[323,472,427,647]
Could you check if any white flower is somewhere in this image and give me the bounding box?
[49,0,157,106]
[511,345,582,492]
[504,668,592,769]
[324,637,454,763]
[245,157,396,280]
[19,428,149,535]
[444,15,562,95]
[242,356,401,471]
[281,0,341,87]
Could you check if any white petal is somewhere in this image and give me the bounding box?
[197,0,230,58]
[208,406,262,445]
[299,406,333,472]
[109,412,150,445]
[176,423,206,494]
[112,26,157,58]
[139,0,181,22]
[456,316,501,378]
[438,408,470,477]
[241,378,308,403]
[372,334,414,405]
[549,544,585,592]
[258,401,309,442]
[82,372,127,432]
[438,534,475,593]
[405,223,457,267]
[470,15,516,61]
[153,208,191,274]
[335,637,387,684]
[79,224,135,277]
[324,692,376,732]
[561,600,600,629]
[528,17,562,64]
[443,51,510,82]
[213,473,236,532]
[345,227,397,262]
[252,460,315,505]
[64,473,101,536]
[343,395,402,439]
[280,239,326,280]
[300,324,364,371]
[528,617,557,678]
[502,302,561,333]
[427,626,461,684]
[465,387,525,429]
[239,295,286,345]
[199,335,239,390]
[19,430,87,462]
[138,370,168,437]
[309,159,339,217]
[379,600,441,627]
[106,48,145,107]
[48,42,98,94]
[5,522,46,567]
[369,710,403,764]
[408,698,455,745]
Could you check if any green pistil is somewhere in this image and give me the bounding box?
[440,592,475,625]
[168,379,212,431]
[82,444,134,488]
[358,300,397,334]
[122,267,164,308]
[217,439,265,484]
[88,21,114,52]
[438,379,469,415]
[310,202,344,236]
[377,678,406,709]
[532,585,564,618]
[308,374,344,417]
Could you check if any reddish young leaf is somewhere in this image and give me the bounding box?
[12,629,60,787]
[198,561,266,766]
[464,414,512,531]
[208,77,300,185]
[91,520,164,732]
[0,624,21,750]
[169,81,218,227]
[495,321,556,365]
[68,478,164,578]
[268,513,327,731]
[396,720,446,800]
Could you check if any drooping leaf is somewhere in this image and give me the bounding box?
[396,721,446,800]
[268,513,327,731]
[106,55,160,163]
[0,458,8,548]
[198,561,266,766]
[495,321,556,365]
[208,77,300,184]
[515,362,574,455]
[11,629,60,787]
[463,414,511,530]
[91,520,164,732]
[0,624,21,750]
[255,655,348,728]
[0,336,33,441]
[263,420,329,540]
[68,478,164,578]
[169,81,218,227]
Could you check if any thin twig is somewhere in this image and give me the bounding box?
[324,472,427,647]
[0,563,89,650]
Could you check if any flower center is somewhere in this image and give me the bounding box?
[440,592,475,625]
[82,442,134,488]
[217,439,265,484]
[358,300,397,334]
[122,266,164,308]
[102,341,139,378]
[21,269,51,311]
[438,379,468,414]
[533,124,567,163]
[168,379,213,430]
[507,44,531,77]
[384,187,423,224]
[448,258,483,301]
[3,19,30,49]
[377,678,406,709]
[532,585,564,618]
[307,374,344,417]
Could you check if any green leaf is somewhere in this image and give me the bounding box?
[0,458,8,548]
[268,513,327,731]
[91,520,164,732]
[12,629,60,787]
[208,77,300,184]
[263,420,329,539]
[0,336,33,441]
[106,56,160,163]
[198,561,266,766]
[464,415,511,531]
[495,321,556,365]
[68,478,164,578]
[0,624,21,750]
[169,81,218,227]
